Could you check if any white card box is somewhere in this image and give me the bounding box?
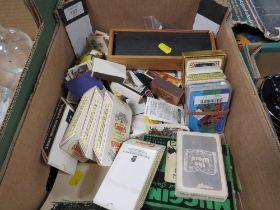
[93,139,165,210]
[92,58,126,83]
[176,131,228,202]
[42,98,77,175]
[93,91,132,166]
[79,88,104,160]
[60,87,96,162]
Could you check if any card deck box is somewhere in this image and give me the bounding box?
[108,29,216,70]
[142,133,236,210]
[93,91,132,166]
[92,57,126,83]
[176,131,228,202]
[151,76,184,105]
[93,139,165,210]
[185,80,232,133]
[42,98,77,175]
[182,50,226,85]
[60,87,97,162]
[78,87,104,160]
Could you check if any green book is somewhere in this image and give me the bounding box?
[142,134,237,210]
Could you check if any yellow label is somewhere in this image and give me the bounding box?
[69,170,84,185]
[144,116,158,124]
[111,89,123,97]
[158,43,172,54]
[80,55,92,64]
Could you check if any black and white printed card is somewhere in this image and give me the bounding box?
[193,0,227,35]
[58,0,93,57]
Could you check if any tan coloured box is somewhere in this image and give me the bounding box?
[0,1,280,210]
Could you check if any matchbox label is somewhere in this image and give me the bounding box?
[71,143,84,159]
[111,112,129,152]
[184,149,217,175]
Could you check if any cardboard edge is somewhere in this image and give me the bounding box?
[218,19,280,209]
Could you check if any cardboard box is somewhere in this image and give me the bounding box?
[108,29,216,70]
[0,0,64,205]
[93,139,165,210]
[1,1,280,210]
[241,43,280,81]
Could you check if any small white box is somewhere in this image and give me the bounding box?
[92,58,126,83]
[79,87,104,160]
[42,98,77,175]
[176,131,228,202]
[110,82,145,103]
[93,139,165,210]
[60,87,96,162]
[93,91,132,166]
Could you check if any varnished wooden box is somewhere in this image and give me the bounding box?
[108,29,216,71]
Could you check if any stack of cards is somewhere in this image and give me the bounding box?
[142,134,236,210]
[185,80,232,133]
[176,131,228,202]
[183,50,226,85]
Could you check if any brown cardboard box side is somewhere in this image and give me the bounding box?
[255,52,280,77]
[0,0,280,210]
[217,22,280,210]
[0,22,74,210]
[0,0,38,39]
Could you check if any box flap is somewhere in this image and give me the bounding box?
[217,21,280,210]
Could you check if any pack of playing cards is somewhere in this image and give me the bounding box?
[185,80,232,133]
[93,91,132,166]
[143,136,237,210]
[60,87,104,162]
[42,98,77,175]
[176,131,228,202]
[93,139,165,210]
[78,87,104,160]
[60,87,95,162]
